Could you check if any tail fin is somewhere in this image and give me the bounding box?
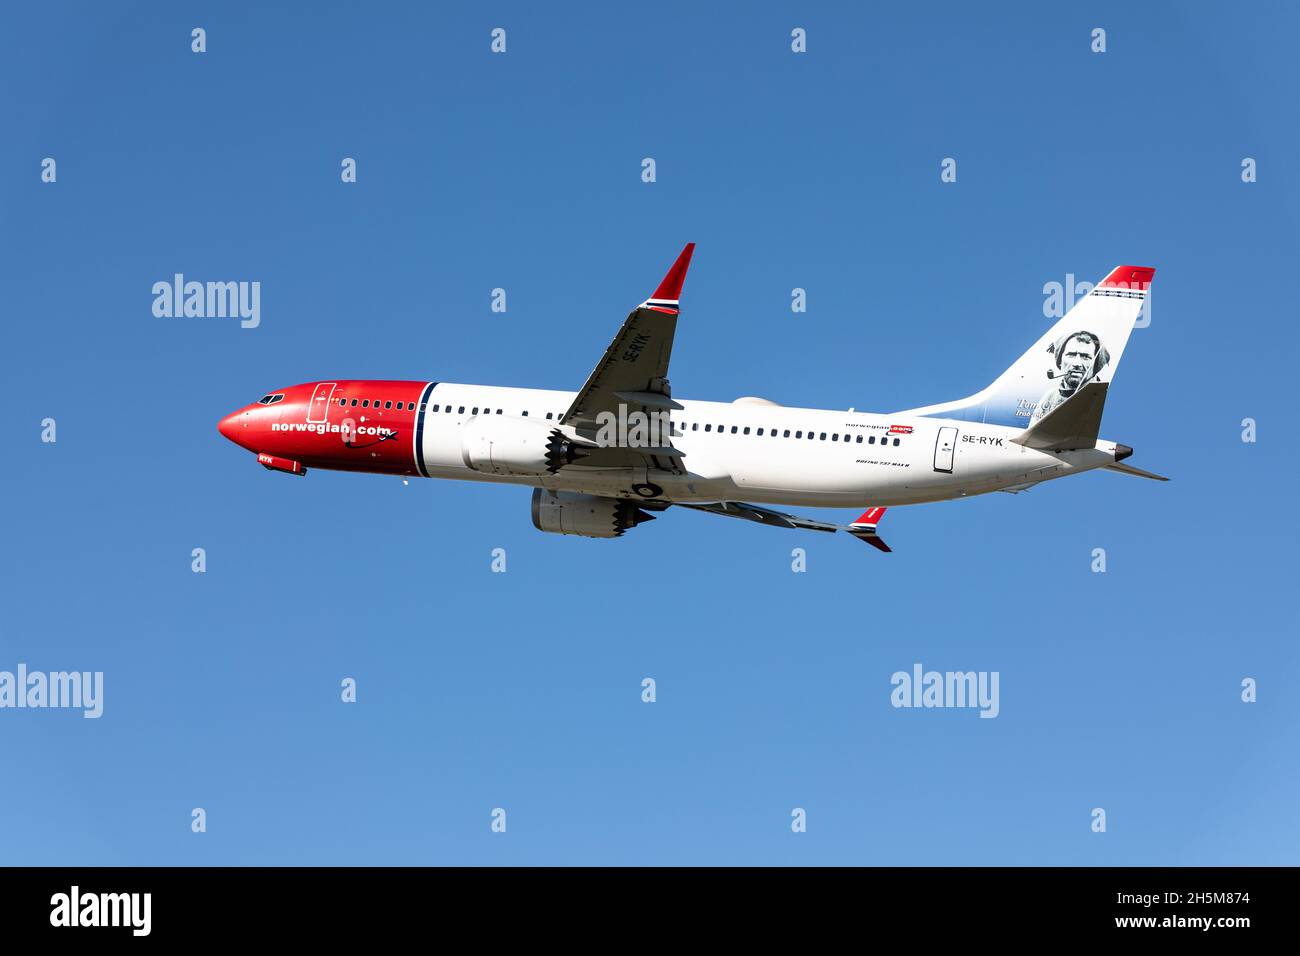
[900,266,1154,430]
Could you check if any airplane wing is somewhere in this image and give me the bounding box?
[557,244,694,476]
[674,501,892,552]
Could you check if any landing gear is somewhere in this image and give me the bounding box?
[631,482,663,499]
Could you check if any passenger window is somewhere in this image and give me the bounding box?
[894,438,901,446]
[546,412,553,420]
[756,428,763,436]
[350,399,358,407]
[382,401,390,409]
[796,431,803,439]
[497,409,503,414]
[338,398,346,407]
[869,436,876,444]
[832,434,839,441]
[458,406,465,414]
[705,424,712,432]
[819,433,827,440]
[692,423,699,431]
[730,426,738,434]
[856,436,863,443]
[362,400,370,408]
[522,410,528,416]
[432,404,439,412]
[784,430,791,437]
[743,427,751,435]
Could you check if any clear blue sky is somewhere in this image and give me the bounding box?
[2,1,1296,865]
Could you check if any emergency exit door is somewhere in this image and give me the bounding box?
[933,426,957,473]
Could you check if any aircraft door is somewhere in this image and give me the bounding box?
[934,426,957,473]
[307,382,337,424]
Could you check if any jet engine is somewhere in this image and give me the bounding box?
[461,415,590,476]
[530,489,656,538]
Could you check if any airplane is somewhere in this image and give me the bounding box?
[217,244,1166,552]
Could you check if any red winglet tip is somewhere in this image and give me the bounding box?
[853,506,887,527]
[650,243,695,302]
[1099,265,1155,288]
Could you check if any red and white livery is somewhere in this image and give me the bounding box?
[219,246,1166,550]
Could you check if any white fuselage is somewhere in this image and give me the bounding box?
[417,383,1118,507]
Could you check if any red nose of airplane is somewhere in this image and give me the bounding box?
[218,409,252,448]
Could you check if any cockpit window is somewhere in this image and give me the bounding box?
[257,394,284,405]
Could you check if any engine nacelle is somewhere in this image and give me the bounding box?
[460,415,565,476]
[530,489,656,538]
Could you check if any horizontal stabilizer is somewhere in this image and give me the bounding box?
[1103,461,1170,481]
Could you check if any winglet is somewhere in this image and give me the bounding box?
[643,243,695,311]
[851,506,887,529]
[847,506,891,553]
[1098,265,1156,289]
